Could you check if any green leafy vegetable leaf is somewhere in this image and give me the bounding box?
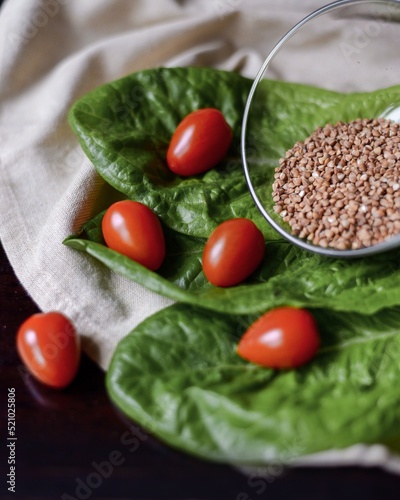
[107,303,400,466]
[64,214,400,315]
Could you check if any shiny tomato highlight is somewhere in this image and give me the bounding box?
[237,307,320,369]
[202,218,265,287]
[16,312,80,389]
[166,108,233,176]
[102,200,165,271]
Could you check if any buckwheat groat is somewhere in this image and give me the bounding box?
[272,118,400,250]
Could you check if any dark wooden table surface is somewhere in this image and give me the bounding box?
[2,244,400,500]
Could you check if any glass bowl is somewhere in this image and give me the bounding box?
[241,0,400,258]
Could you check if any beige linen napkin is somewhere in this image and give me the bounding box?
[1,0,400,472]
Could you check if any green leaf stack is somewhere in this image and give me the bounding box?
[65,67,400,466]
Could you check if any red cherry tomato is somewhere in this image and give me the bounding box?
[166,108,233,176]
[202,218,265,287]
[237,307,320,369]
[16,312,80,389]
[102,200,166,271]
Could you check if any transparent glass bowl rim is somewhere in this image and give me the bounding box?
[241,0,400,258]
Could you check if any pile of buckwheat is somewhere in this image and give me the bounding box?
[272,118,400,250]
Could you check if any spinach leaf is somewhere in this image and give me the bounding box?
[64,215,400,315]
[106,302,400,466]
